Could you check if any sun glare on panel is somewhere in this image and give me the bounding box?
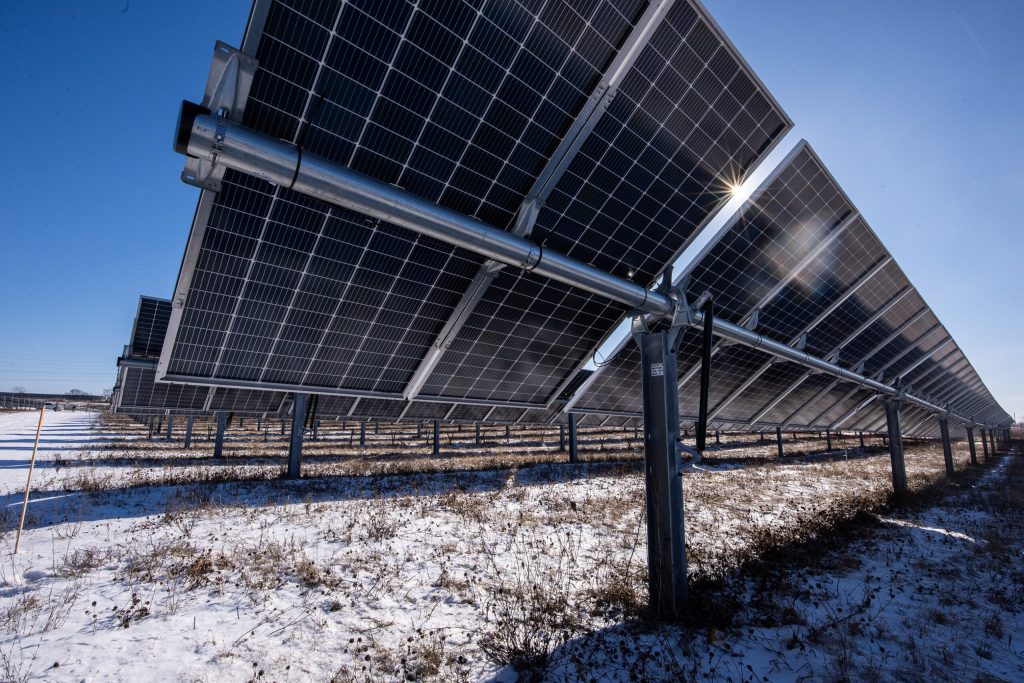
[726,178,756,205]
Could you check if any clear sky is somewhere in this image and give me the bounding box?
[1,1,1020,420]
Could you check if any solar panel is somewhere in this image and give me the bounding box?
[160,0,793,413]
[115,290,582,423]
[569,141,1010,436]
[113,365,211,416]
[114,296,290,417]
[129,296,172,359]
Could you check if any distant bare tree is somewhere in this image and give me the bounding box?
[68,389,87,395]
[10,386,25,393]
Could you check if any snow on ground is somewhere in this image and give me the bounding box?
[0,409,1017,681]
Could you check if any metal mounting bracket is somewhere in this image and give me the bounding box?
[744,308,760,331]
[511,197,542,238]
[676,439,703,468]
[181,41,257,192]
[666,286,694,351]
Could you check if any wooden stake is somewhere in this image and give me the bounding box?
[15,404,45,554]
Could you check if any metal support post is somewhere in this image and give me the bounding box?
[859,431,865,449]
[166,415,174,440]
[568,413,579,464]
[287,393,308,479]
[281,417,286,435]
[966,426,977,465]
[981,428,989,462]
[775,426,784,458]
[475,423,481,445]
[938,416,954,477]
[714,430,720,445]
[184,416,194,450]
[825,428,832,451]
[214,412,227,459]
[989,429,997,455]
[359,421,366,448]
[637,329,687,618]
[695,298,714,454]
[433,419,440,456]
[882,398,907,497]
[559,424,566,452]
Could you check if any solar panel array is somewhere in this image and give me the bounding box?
[570,142,1011,436]
[159,0,793,414]
[115,0,1008,439]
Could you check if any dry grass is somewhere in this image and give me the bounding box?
[6,411,1013,681]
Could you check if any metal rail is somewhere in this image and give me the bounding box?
[179,111,673,317]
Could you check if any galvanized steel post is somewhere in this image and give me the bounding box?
[938,416,953,477]
[638,330,687,618]
[287,393,308,479]
[882,398,907,497]
[568,413,579,464]
[214,412,227,459]
[966,426,978,465]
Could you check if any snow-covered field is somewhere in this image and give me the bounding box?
[0,410,1019,681]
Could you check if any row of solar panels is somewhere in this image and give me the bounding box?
[112,0,1008,437]
[112,295,596,425]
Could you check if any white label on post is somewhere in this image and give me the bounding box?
[650,363,664,377]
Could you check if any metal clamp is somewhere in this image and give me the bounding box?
[181,41,257,191]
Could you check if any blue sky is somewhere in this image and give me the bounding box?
[0,1,1020,420]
